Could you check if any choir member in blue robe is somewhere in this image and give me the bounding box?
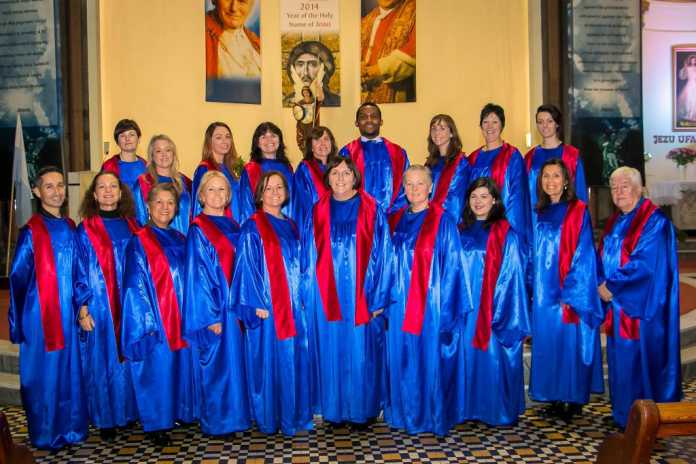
[291,126,337,232]
[183,171,251,436]
[192,122,243,220]
[133,135,193,234]
[121,183,197,446]
[233,171,312,436]
[238,122,294,222]
[302,157,393,428]
[425,114,471,222]
[598,167,682,428]
[338,102,410,214]
[101,118,147,190]
[457,177,530,426]
[466,103,531,253]
[9,167,88,449]
[528,159,604,422]
[74,172,139,441]
[385,166,465,436]
[525,105,588,211]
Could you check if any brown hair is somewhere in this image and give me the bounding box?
[146,134,184,193]
[201,122,241,179]
[79,171,136,219]
[303,126,338,162]
[535,158,576,211]
[147,182,181,220]
[323,157,362,191]
[254,171,290,210]
[425,114,463,167]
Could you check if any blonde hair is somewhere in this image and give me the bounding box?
[196,170,231,208]
[403,164,433,187]
[146,134,184,193]
[609,166,642,189]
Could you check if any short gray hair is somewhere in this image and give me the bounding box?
[609,166,642,189]
[403,165,433,187]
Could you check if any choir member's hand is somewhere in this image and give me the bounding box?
[207,323,222,335]
[256,309,270,320]
[371,308,384,319]
[78,305,94,332]
[598,282,613,302]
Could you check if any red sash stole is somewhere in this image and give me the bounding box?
[305,159,329,198]
[402,204,445,335]
[346,138,406,210]
[192,214,236,285]
[102,155,146,177]
[467,143,514,191]
[82,216,139,352]
[599,199,657,340]
[388,206,407,234]
[27,215,75,351]
[432,152,465,206]
[199,160,234,219]
[472,219,511,351]
[135,227,187,351]
[251,212,297,340]
[557,200,586,324]
[313,191,377,325]
[137,173,156,203]
[524,145,580,183]
[245,161,263,193]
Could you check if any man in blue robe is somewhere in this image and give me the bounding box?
[339,102,410,214]
[598,167,682,427]
[8,166,88,449]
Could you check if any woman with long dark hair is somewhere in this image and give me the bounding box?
[528,159,604,422]
[425,114,470,222]
[74,171,139,441]
[238,122,294,222]
[457,177,529,426]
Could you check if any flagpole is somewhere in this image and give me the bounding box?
[5,181,16,276]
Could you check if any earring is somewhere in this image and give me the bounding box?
[564,184,568,190]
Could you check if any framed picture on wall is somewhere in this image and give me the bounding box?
[673,44,696,131]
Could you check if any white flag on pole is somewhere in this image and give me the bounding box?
[12,112,33,228]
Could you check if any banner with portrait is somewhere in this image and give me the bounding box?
[280,0,340,109]
[673,45,696,131]
[360,0,416,104]
[205,0,261,104]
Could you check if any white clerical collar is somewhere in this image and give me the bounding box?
[361,136,383,143]
[378,7,395,18]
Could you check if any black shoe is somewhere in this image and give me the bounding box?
[99,428,117,442]
[559,403,583,423]
[349,417,377,431]
[324,420,348,430]
[148,430,171,447]
[542,401,563,418]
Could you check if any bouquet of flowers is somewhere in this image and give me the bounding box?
[666,147,696,166]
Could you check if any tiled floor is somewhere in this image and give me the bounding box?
[3,380,696,463]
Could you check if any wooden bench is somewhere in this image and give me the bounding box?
[596,400,696,464]
[0,412,34,464]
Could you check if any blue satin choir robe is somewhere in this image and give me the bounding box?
[458,221,530,425]
[467,146,531,254]
[121,226,198,432]
[291,159,327,233]
[529,202,604,405]
[8,215,88,449]
[192,163,240,220]
[385,209,465,436]
[430,157,471,223]
[526,145,588,210]
[600,199,682,427]
[74,218,138,429]
[182,215,251,435]
[133,175,193,234]
[103,158,147,192]
[238,159,294,223]
[302,195,394,423]
[232,214,312,435]
[339,139,410,213]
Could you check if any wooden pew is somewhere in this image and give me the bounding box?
[596,400,696,464]
[0,412,34,464]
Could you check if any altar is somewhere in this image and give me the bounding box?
[649,180,696,230]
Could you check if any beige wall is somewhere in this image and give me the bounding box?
[98,0,532,175]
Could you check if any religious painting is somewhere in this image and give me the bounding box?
[673,44,696,131]
[360,0,416,104]
[205,0,261,104]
